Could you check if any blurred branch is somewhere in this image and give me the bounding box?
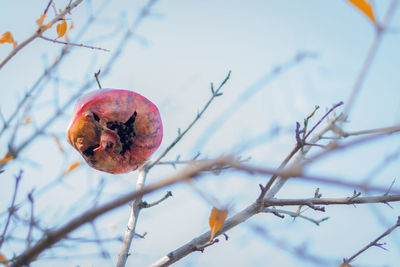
[343,0,399,118]
[8,157,230,266]
[191,51,318,152]
[39,35,110,51]
[343,216,400,265]
[0,0,84,70]
[0,170,22,249]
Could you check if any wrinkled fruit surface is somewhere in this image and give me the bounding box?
[67,89,163,174]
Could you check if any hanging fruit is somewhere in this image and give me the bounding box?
[67,89,163,174]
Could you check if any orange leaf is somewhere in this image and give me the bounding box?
[0,32,17,48]
[208,207,228,241]
[36,14,53,30]
[56,20,67,39]
[348,0,375,23]
[65,22,74,42]
[0,152,14,164]
[24,117,31,124]
[63,161,81,176]
[0,253,8,266]
[51,133,65,153]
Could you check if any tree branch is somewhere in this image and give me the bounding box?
[9,157,230,267]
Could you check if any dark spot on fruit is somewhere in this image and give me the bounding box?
[106,111,137,155]
[83,144,100,156]
[93,112,100,122]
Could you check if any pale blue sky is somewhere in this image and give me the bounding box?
[1,1,400,266]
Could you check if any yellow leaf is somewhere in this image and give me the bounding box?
[208,207,228,241]
[63,161,81,176]
[36,14,53,30]
[348,0,375,23]
[56,20,67,39]
[0,253,8,266]
[51,133,65,153]
[0,32,17,48]
[0,152,14,164]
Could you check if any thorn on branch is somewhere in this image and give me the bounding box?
[314,188,322,198]
[271,209,285,219]
[134,232,147,239]
[347,190,361,202]
[222,233,229,241]
[384,179,396,196]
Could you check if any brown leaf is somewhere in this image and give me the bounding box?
[208,207,228,241]
[348,0,375,23]
[0,32,17,48]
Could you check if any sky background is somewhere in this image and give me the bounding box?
[1,0,400,266]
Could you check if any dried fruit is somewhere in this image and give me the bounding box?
[67,89,163,174]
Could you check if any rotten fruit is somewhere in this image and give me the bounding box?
[67,89,163,174]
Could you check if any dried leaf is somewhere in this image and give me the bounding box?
[51,133,65,153]
[348,0,375,23]
[63,161,81,176]
[36,14,53,30]
[0,32,17,48]
[0,253,8,266]
[209,207,228,241]
[65,22,74,42]
[0,152,14,164]
[56,20,67,39]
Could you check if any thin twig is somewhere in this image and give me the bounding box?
[140,191,173,209]
[0,0,84,70]
[26,191,35,249]
[344,216,400,264]
[10,157,230,267]
[257,102,344,202]
[0,170,22,249]
[146,70,231,171]
[39,35,110,51]
[262,208,329,226]
[343,0,399,118]
[94,69,102,89]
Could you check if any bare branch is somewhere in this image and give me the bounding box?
[0,170,22,249]
[0,0,84,70]
[140,191,173,209]
[39,35,110,51]
[343,216,400,264]
[9,157,230,267]
[343,0,399,118]
[146,70,231,171]
[117,168,147,267]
